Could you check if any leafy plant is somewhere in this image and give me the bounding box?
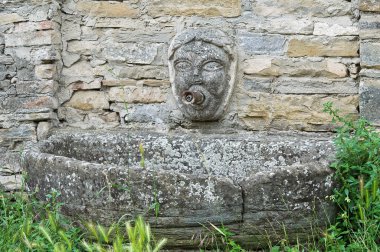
[323,102,380,251]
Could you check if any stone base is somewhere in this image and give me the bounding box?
[22,129,336,249]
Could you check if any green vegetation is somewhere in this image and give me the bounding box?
[0,189,166,252]
[322,102,380,251]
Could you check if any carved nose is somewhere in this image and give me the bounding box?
[192,68,202,84]
[182,90,205,105]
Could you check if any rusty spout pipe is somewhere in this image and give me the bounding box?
[182,90,205,105]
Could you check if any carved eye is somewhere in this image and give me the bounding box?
[203,61,223,72]
[175,61,192,71]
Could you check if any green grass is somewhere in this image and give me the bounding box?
[0,189,166,252]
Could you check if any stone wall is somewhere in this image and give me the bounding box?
[1,0,61,191]
[0,0,379,191]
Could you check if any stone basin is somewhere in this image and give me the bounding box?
[22,130,336,249]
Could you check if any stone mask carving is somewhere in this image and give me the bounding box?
[168,29,237,121]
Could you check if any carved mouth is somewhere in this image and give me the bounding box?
[182,90,205,105]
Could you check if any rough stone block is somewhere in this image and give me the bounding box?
[35,64,56,79]
[94,18,146,29]
[0,13,26,25]
[111,102,171,124]
[108,86,167,103]
[360,78,380,125]
[76,1,139,17]
[65,91,109,111]
[69,78,102,91]
[4,30,61,47]
[31,47,60,64]
[28,4,49,22]
[237,93,358,131]
[1,96,58,112]
[360,0,380,12]
[16,80,58,95]
[249,17,314,35]
[0,151,22,175]
[360,14,380,39]
[62,52,80,67]
[0,55,14,65]
[360,69,380,78]
[13,20,56,33]
[244,57,348,78]
[37,121,52,140]
[241,165,334,233]
[252,0,351,17]
[361,42,380,69]
[273,78,358,94]
[0,175,22,191]
[238,32,286,55]
[288,37,359,57]
[243,77,358,94]
[58,107,86,124]
[61,19,81,41]
[67,41,100,55]
[0,124,36,148]
[16,110,57,122]
[62,61,95,85]
[147,0,241,17]
[94,65,169,80]
[314,17,358,36]
[101,42,161,64]
[243,78,272,93]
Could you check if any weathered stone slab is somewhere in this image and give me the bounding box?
[0,13,26,25]
[361,42,380,69]
[360,69,380,78]
[0,55,14,65]
[0,175,22,191]
[360,0,380,12]
[94,18,146,29]
[13,20,56,33]
[108,86,167,103]
[0,151,23,175]
[4,30,61,47]
[252,0,352,17]
[21,130,337,248]
[0,124,36,148]
[67,41,100,55]
[238,32,286,55]
[314,17,358,36]
[250,16,314,35]
[273,78,358,94]
[35,64,56,80]
[237,93,358,131]
[147,0,241,18]
[110,103,172,124]
[101,42,161,64]
[0,96,58,112]
[16,80,57,95]
[65,91,109,111]
[244,57,348,78]
[61,19,81,41]
[359,14,380,39]
[240,165,335,237]
[359,78,380,125]
[76,1,139,17]
[62,61,95,85]
[287,37,359,57]
[243,77,358,94]
[94,65,169,80]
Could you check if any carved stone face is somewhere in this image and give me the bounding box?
[169,29,236,121]
[172,40,231,120]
